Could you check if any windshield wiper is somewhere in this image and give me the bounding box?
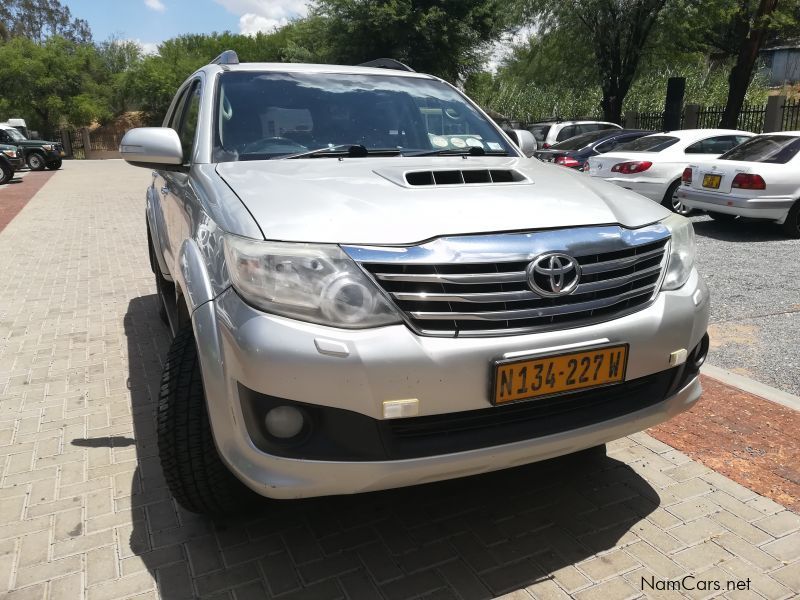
[404,147,509,157]
[280,144,402,160]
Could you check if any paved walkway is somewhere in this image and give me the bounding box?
[0,161,798,600]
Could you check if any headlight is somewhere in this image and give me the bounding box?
[2,150,15,157]
[42,144,53,151]
[223,235,401,328]
[661,213,696,290]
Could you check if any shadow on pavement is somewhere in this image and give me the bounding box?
[692,215,789,243]
[123,295,659,599]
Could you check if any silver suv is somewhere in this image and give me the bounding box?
[121,52,710,515]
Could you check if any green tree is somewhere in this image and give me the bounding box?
[312,0,508,82]
[515,0,672,124]
[0,36,108,132]
[0,0,91,43]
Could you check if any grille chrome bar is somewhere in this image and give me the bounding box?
[392,289,540,303]
[348,225,671,337]
[580,246,665,275]
[409,285,657,321]
[374,271,527,285]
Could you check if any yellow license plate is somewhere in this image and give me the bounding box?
[493,345,628,405]
[702,174,721,189]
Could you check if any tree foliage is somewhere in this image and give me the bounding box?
[0,0,91,43]
[313,0,508,81]
[0,36,110,132]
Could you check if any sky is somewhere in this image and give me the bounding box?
[63,0,312,53]
[62,0,524,69]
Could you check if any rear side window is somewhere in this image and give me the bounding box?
[685,135,744,155]
[528,125,551,142]
[720,135,800,164]
[615,135,679,152]
[556,125,578,141]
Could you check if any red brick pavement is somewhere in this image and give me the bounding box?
[650,374,800,512]
[0,169,57,233]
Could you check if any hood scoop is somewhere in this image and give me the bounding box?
[404,168,528,187]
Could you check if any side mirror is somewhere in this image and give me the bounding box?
[120,127,185,171]
[508,129,538,157]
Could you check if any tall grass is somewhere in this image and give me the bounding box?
[472,64,770,122]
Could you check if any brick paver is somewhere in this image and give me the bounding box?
[0,160,798,599]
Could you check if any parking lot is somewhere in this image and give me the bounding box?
[689,215,800,396]
[0,162,799,600]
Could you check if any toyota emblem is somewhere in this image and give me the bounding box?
[526,253,581,297]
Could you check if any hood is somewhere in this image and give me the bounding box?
[216,156,671,245]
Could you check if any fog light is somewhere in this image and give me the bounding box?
[264,406,305,439]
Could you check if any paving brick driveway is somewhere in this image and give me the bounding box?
[0,161,798,600]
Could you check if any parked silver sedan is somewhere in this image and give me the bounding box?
[120,52,710,515]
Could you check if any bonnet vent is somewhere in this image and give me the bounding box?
[405,169,526,186]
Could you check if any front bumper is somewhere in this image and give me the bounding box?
[678,187,794,223]
[192,269,709,499]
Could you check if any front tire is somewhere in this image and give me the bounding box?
[662,180,692,216]
[46,159,62,170]
[781,201,800,239]
[27,152,46,171]
[157,326,262,515]
[0,162,13,185]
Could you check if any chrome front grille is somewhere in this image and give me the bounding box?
[345,225,671,337]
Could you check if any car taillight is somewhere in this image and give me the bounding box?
[610,161,652,174]
[542,143,551,149]
[681,167,692,184]
[555,156,581,168]
[731,173,766,190]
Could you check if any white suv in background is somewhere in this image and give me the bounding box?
[528,120,622,149]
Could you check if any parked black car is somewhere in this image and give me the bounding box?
[534,128,652,170]
[0,143,24,184]
[0,124,64,171]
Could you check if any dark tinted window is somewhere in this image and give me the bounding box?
[528,125,551,142]
[576,123,599,135]
[178,81,202,161]
[616,135,679,152]
[720,135,800,164]
[556,125,578,141]
[551,129,618,150]
[685,135,744,155]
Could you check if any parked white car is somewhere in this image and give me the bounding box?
[528,120,621,149]
[587,129,754,214]
[678,132,800,238]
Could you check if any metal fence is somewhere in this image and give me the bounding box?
[736,103,767,133]
[634,111,665,131]
[44,129,85,159]
[696,106,724,129]
[783,100,800,131]
[88,133,123,152]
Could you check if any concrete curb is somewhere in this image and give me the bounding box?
[702,363,800,412]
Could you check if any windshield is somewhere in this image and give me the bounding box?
[550,129,616,151]
[214,71,515,161]
[615,135,678,152]
[719,135,800,164]
[3,127,26,142]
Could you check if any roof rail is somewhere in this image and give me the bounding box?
[358,58,415,72]
[211,50,239,65]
